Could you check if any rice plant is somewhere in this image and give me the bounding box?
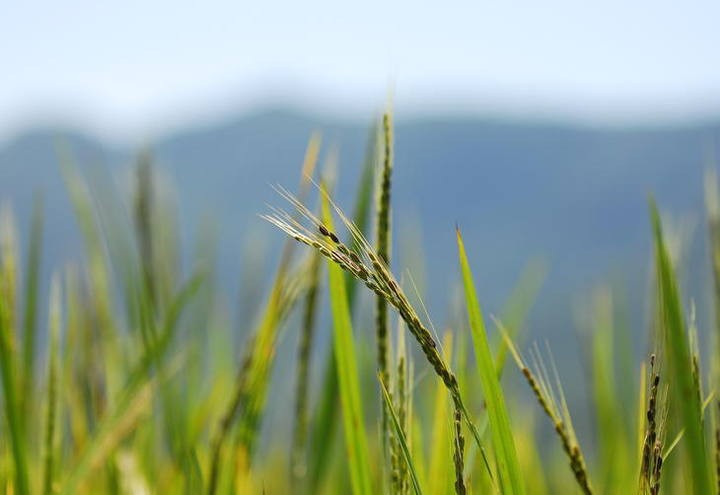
[0,114,718,494]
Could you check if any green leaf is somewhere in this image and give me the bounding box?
[61,272,203,494]
[378,374,423,495]
[0,208,29,495]
[21,193,43,421]
[650,200,712,495]
[323,194,373,495]
[310,138,376,490]
[456,229,525,495]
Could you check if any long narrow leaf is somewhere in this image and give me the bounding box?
[323,194,373,495]
[21,193,43,420]
[650,201,711,494]
[379,375,423,495]
[309,134,376,490]
[457,229,525,495]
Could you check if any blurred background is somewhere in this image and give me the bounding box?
[2,1,719,451]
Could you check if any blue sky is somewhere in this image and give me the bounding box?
[2,1,719,142]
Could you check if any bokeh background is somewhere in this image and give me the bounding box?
[2,1,719,452]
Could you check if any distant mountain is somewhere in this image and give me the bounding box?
[1,109,718,381]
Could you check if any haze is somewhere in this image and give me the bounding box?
[2,1,719,143]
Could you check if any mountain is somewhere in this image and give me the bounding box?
[0,109,717,391]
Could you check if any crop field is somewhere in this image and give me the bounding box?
[0,114,718,494]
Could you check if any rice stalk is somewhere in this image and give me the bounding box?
[134,151,157,311]
[428,332,454,494]
[389,319,410,494]
[291,251,322,483]
[0,207,29,495]
[207,138,320,494]
[715,400,720,495]
[704,170,720,367]
[234,135,320,455]
[639,354,668,495]
[322,193,373,495]
[21,193,43,422]
[650,200,712,494]
[308,131,376,491]
[61,270,202,494]
[42,276,61,495]
[589,288,629,492]
[457,230,524,495]
[207,334,257,495]
[262,184,494,483]
[499,323,593,495]
[379,375,423,495]
[452,404,467,495]
[376,112,394,470]
[635,362,648,474]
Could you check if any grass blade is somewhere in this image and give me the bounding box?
[61,272,203,494]
[21,193,43,421]
[309,129,376,490]
[291,251,322,482]
[42,276,61,495]
[456,228,525,495]
[323,193,373,495]
[376,113,394,470]
[650,200,712,494]
[0,209,29,495]
[427,332,453,494]
[379,374,423,495]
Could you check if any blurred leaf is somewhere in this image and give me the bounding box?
[457,229,525,495]
[650,200,711,494]
[323,192,373,495]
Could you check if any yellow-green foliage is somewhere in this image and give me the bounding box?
[0,123,719,495]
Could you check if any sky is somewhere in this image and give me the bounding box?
[2,1,720,143]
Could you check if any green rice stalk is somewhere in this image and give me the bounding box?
[376,112,394,470]
[452,404,467,495]
[715,400,719,495]
[291,251,322,483]
[322,193,373,495]
[61,377,156,494]
[309,130,376,491]
[233,251,307,458]
[133,152,157,311]
[207,334,257,495]
[635,362,648,475]
[499,323,593,494]
[589,289,629,492]
[263,185,494,484]
[59,156,122,407]
[21,193,43,422]
[394,323,409,495]
[457,229,525,495]
[639,354,667,495]
[209,137,320,494]
[379,374,423,495]
[0,208,29,495]
[236,136,320,454]
[428,333,453,494]
[650,200,712,494]
[42,276,61,495]
[61,266,89,451]
[62,271,203,494]
[704,170,720,370]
